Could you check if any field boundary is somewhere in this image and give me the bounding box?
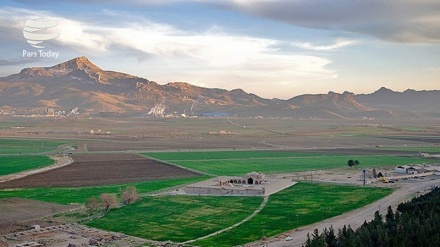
[0,154,73,183]
[143,154,216,176]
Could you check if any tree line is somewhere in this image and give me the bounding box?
[85,186,140,216]
[304,186,440,247]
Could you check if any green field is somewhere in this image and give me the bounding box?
[145,150,337,161]
[145,150,434,176]
[86,182,391,245]
[0,138,68,154]
[0,176,209,204]
[0,155,54,176]
[194,183,392,246]
[87,196,262,242]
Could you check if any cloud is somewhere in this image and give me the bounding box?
[0,7,337,98]
[224,0,440,44]
[10,0,440,44]
[291,39,357,51]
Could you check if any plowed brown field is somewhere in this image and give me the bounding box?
[0,153,199,188]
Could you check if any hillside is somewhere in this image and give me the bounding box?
[0,56,439,119]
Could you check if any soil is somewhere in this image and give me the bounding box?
[0,153,199,189]
[1,224,157,247]
[0,198,76,235]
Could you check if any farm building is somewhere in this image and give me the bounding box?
[395,166,407,174]
[395,165,419,174]
[183,172,295,196]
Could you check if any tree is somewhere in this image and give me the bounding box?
[121,186,140,204]
[354,160,360,167]
[100,193,118,212]
[347,159,355,168]
[85,196,99,216]
[324,226,337,247]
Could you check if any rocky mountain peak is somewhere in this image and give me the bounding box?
[51,56,102,72]
[1,56,439,118]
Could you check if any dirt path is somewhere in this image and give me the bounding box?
[0,154,73,183]
[247,177,440,247]
[184,196,269,244]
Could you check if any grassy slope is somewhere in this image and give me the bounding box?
[0,156,54,176]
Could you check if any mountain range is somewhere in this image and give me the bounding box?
[0,56,439,119]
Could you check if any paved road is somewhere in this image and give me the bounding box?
[247,177,440,247]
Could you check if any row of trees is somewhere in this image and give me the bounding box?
[304,186,440,247]
[85,186,140,216]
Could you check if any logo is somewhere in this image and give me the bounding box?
[22,17,60,59]
[23,17,59,49]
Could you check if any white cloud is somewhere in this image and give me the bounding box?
[291,39,357,51]
[0,7,337,98]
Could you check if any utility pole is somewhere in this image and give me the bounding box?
[363,169,366,186]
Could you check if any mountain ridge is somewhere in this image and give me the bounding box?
[0,56,439,119]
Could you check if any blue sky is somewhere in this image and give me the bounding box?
[0,0,439,99]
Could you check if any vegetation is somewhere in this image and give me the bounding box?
[145,151,434,176]
[85,197,99,216]
[0,138,67,154]
[87,196,262,242]
[373,146,440,153]
[305,187,440,247]
[0,176,210,204]
[86,182,391,246]
[0,155,54,176]
[145,150,340,161]
[194,182,392,246]
[347,159,360,168]
[120,186,140,205]
[100,193,118,212]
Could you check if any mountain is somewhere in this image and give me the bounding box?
[0,56,439,119]
[0,56,277,116]
[356,87,440,113]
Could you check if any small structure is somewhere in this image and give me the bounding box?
[184,172,295,196]
[31,225,41,230]
[395,166,407,174]
[394,165,419,174]
[407,167,418,175]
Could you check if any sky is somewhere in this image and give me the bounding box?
[0,0,439,99]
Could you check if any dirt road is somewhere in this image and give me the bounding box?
[0,154,73,183]
[248,177,440,247]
